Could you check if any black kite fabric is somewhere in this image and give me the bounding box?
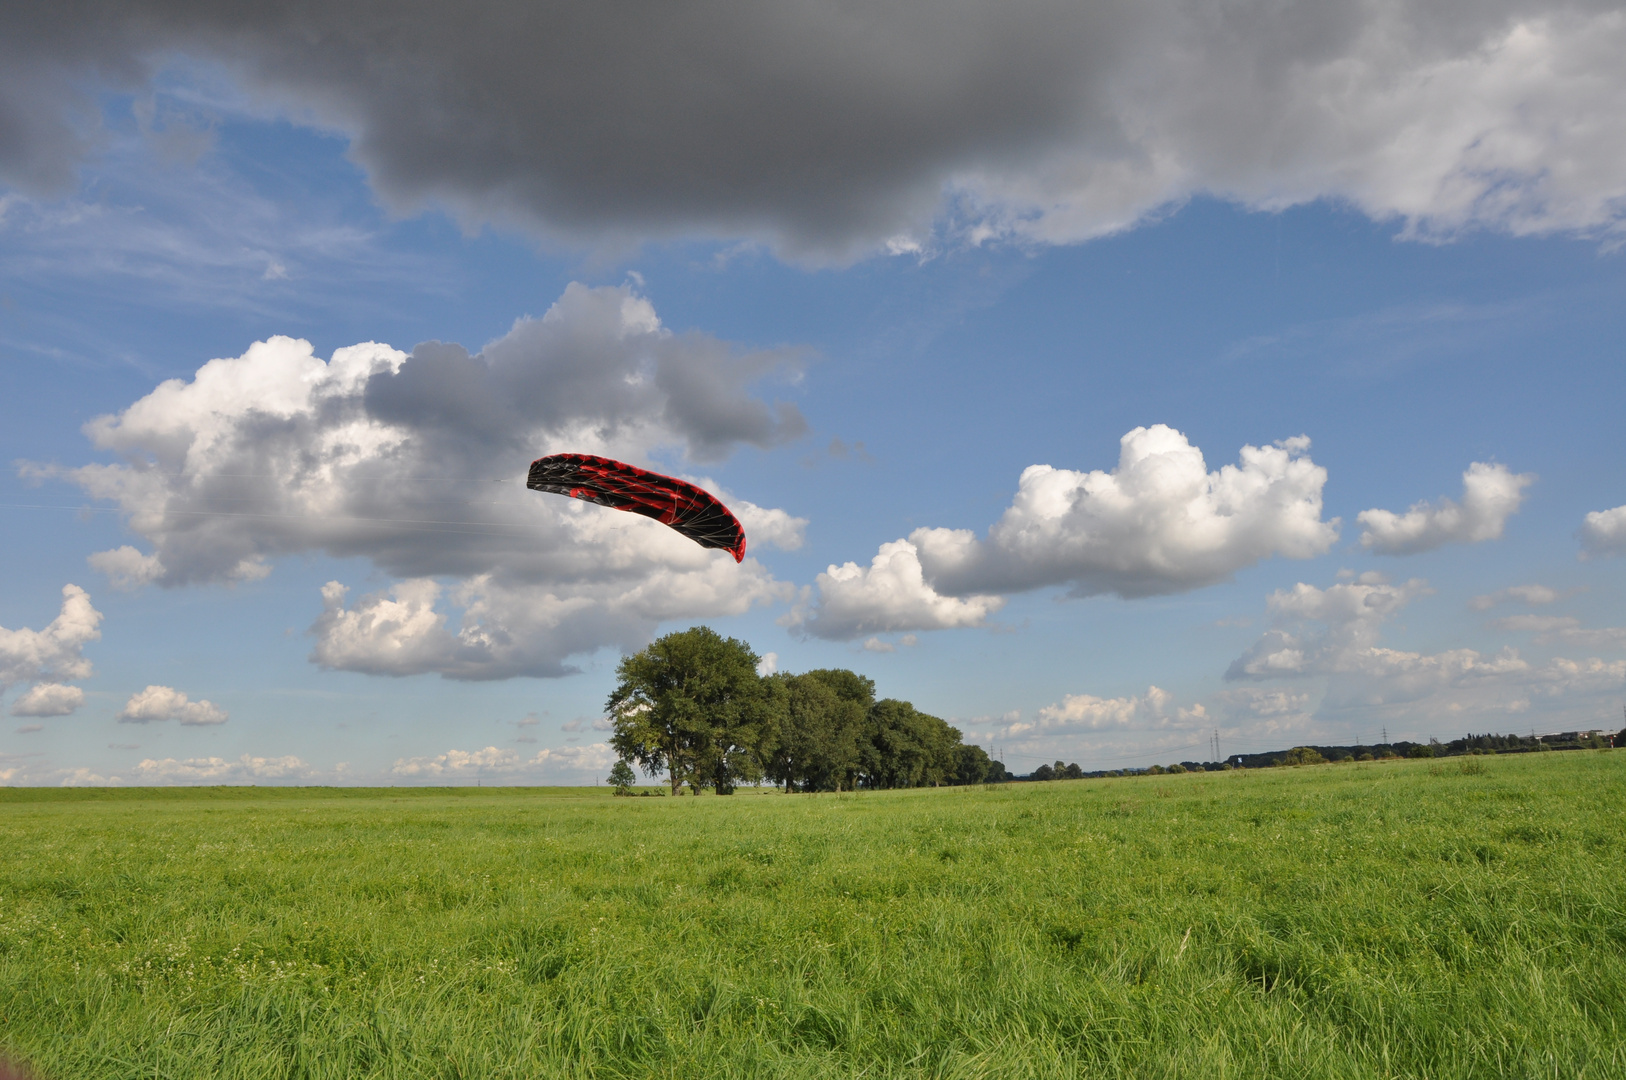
[527,454,747,562]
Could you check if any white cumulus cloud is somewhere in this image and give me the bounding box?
[787,539,1004,640]
[59,768,123,787]
[0,584,102,690]
[1035,686,1183,732]
[311,561,789,680]
[391,746,520,777]
[37,282,805,678]
[1358,462,1534,555]
[86,545,165,591]
[118,685,228,726]
[528,744,619,775]
[1580,504,1626,558]
[392,743,615,779]
[794,426,1335,640]
[914,427,1336,598]
[135,754,312,783]
[11,683,85,717]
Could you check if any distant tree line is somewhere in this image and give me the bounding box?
[1222,729,1622,771]
[1016,728,1623,781]
[606,628,1619,793]
[1031,761,1084,781]
[607,627,1010,794]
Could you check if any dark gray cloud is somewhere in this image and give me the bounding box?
[369,301,805,464]
[0,0,1107,255]
[3,0,1624,255]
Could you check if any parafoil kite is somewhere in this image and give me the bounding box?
[527,453,747,562]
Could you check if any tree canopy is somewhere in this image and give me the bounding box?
[606,760,636,795]
[606,628,1006,794]
[606,626,776,795]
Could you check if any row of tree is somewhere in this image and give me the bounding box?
[606,627,1009,794]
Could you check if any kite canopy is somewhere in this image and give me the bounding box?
[527,453,747,562]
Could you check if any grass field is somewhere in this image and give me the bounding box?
[2,753,1623,1079]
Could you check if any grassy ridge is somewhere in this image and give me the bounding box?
[2,754,1623,1078]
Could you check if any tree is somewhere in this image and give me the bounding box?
[803,669,875,790]
[765,671,868,792]
[606,626,776,795]
[1031,763,1055,781]
[607,760,636,795]
[953,743,993,785]
[1284,746,1328,765]
[860,699,960,788]
[802,668,877,711]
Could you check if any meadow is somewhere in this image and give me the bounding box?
[1,753,1623,1079]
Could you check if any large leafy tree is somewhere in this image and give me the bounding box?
[765,670,870,792]
[860,699,961,788]
[953,742,993,785]
[606,626,776,795]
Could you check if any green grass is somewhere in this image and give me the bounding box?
[2,753,1624,1079]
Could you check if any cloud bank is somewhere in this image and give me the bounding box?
[391,743,615,779]
[1225,572,1625,727]
[43,283,801,678]
[135,754,310,783]
[1226,574,1434,680]
[3,1,1625,257]
[794,426,1337,639]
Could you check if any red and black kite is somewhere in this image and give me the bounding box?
[527,453,747,562]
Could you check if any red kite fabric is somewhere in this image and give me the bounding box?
[527,453,747,562]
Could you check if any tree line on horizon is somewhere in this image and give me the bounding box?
[602,627,1624,796]
[606,626,1010,794]
[1020,729,1623,781]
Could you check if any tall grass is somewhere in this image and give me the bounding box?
[2,753,1623,1078]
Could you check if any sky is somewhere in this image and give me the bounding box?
[1,0,1624,785]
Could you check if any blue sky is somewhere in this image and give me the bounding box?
[2,2,1624,784]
